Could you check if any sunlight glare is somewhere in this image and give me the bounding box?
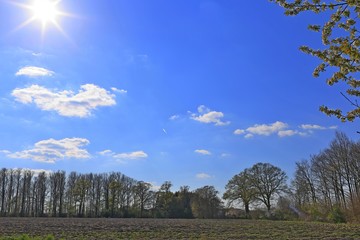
[32,0,58,24]
[8,0,76,42]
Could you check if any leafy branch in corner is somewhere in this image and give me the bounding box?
[270,0,360,122]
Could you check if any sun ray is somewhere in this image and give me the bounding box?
[8,0,76,41]
[11,16,37,33]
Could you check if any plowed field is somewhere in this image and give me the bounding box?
[0,218,360,239]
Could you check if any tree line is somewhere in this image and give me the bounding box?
[292,132,360,222]
[0,131,359,222]
[224,131,360,222]
[0,169,222,218]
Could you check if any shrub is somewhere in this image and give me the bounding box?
[327,206,346,223]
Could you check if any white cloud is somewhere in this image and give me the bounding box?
[98,150,115,156]
[234,129,245,135]
[169,115,180,120]
[300,124,326,130]
[246,121,288,136]
[235,121,290,138]
[98,149,148,162]
[220,153,231,158]
[195,149,211,155]
[12,84,116,117]
[191,105,230,126]
[3,138,90,163]
[235,121,336,139]
[245,133,254,139]
[196,173,211,179]
[16,66,54,77]
[32,52,43,57]
[278,130,299,137]
[300,124,338,131]
[114,151,148,160]
[111,87,127,94]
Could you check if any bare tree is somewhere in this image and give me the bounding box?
[249,163,288,212]
[292,159,317,207]
[223,169,256,216]
[0,168,7,216]
[133,181,153,217]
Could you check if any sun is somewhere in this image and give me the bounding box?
[10,0,72,38]
[31,0,59,26]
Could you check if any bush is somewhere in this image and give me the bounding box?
[327,206,346,223]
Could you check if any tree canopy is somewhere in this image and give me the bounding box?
[271,0,360,122]
[224,163,288,214]
[223,169,257,216]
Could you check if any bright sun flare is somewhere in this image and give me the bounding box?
[32,0,58,25]
[11,0,71,37]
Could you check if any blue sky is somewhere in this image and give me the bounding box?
[0,0,358,193]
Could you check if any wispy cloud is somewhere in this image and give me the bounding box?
[12,84,116,117]
[220,153,231,158]
[234,122,336,138]
[300,124,337,130]
[1,138,90,163]
[244,133,254,139]
[169,115,180,120]
[300,124,325,130]
[98,149,114,156]
[195,149,211,155]
[114,151,148,160]
[15,66,54,77]
[190,105,230,126]
[196,173,211,179]
[98,149,148,162]
[278,130,303,137]
[234,129,245,135]
[111,87,127,94]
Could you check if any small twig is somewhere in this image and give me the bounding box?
[340,92,360,108]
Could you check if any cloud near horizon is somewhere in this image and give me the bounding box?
[300,124,337,130]
[234,121,337,138]
[12,84,116,117]
[196,173,211,179]
[15,66,54,77]
[1,138,91,163]
[190,105,230,126]
[13,168,53,176]
[114,151,148,160]
[195,149,211,155]
[99,149,148,162]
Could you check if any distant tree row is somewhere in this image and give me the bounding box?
[223,132,360,222]
[0,169,223,218]
[1,131,358,222]
[292,132,360,222]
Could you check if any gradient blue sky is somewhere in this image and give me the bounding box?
[0,0,358,193]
